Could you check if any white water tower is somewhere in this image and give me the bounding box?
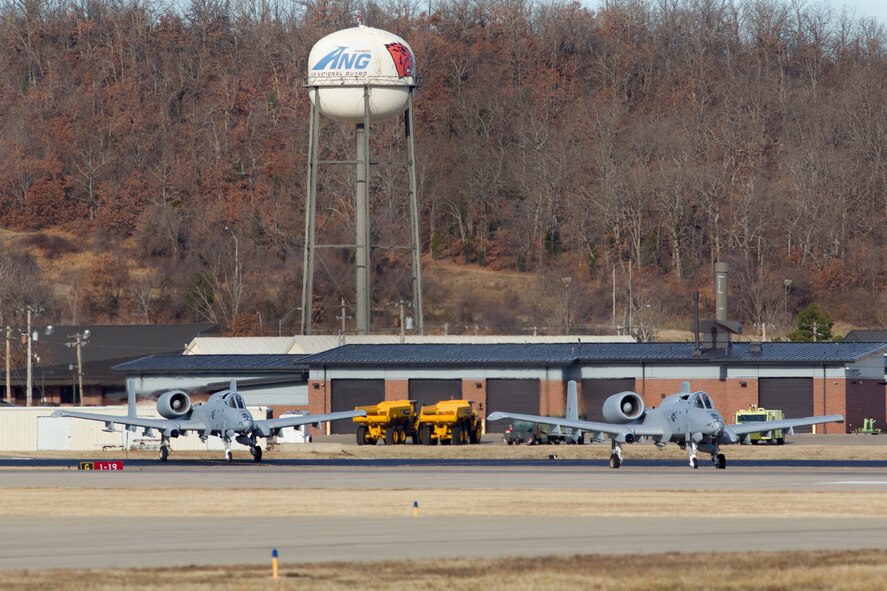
[301,25,424,336]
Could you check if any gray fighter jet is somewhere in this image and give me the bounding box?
[487,382,843,469]
[52,382,366,462]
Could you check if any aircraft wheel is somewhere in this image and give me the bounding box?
[691,457,698,469]
[253,446,263,463]
[159,446,169,462]
[609,454,621,469]
[225,450,233,463]
[716,453,726,470]
[776,438,785,445]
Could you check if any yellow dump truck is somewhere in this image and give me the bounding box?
[416,399,483,445]
[735,404,785,445]
[353,400,418,445]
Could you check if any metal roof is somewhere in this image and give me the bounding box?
[185,337,297,355]
[114,354,309,374]
[301,341,887,366]
[843,330,887,343]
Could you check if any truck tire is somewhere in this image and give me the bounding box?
[356,425,369,446]
[384,426,397,445]
[395,425,407,444]
[450,423,463,445]
[418,425,433,445]
[469,422,482,444]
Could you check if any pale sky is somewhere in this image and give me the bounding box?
[583,1,887,27]
[829,0,887,24]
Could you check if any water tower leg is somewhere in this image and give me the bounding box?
[354,88,372,335]
[300,92,320,335]
[405,91,424,334]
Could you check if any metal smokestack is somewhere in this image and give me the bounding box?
[715,262,728,322]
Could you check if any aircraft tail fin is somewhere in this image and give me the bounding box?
[566,380,579,421]
[230,379,237,392]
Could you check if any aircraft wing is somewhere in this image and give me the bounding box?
[486,411,664,441]
[51,410,207,433]
[257,409,367,432]
[726,414,844,437]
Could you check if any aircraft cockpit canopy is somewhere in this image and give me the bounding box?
[224,393,246,409]
[690,392,713,410]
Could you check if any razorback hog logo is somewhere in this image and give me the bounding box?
[385,42,414,78]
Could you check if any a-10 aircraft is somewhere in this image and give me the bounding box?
[52,382,366,462]
[487,382,844,469]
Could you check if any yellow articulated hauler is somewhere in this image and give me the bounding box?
[353,400,418,445]
[735,404,785,445]
[416,400,484,445]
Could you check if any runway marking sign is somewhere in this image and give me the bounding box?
[79,461,124,471]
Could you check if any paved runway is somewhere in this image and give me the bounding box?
[3,515,887,570]
[3,459,887,570]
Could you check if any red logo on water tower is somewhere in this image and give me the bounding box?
[385,42,414,78]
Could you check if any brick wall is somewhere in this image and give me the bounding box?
[385,380,409,401]
[812,378,847,434]
[461,379,487,413]
[540,380,565,416]
[307,379,328,435]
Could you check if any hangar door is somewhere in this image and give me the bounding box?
[486,379,540,433]
[759,378,814,433]
[330,379,385,434]
[408,379,462,412]
[580,379,636,422]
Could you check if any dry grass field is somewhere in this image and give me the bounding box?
[5,551,887,591]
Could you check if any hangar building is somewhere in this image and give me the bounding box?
[301,341,887,434]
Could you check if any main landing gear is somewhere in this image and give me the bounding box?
[250,445,263,463]
[687,441,727,470]
[159,435,170,462]
[609,440,623,469]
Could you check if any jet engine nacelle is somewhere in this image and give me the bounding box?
[157,390,192,419]
[601,392,645,423]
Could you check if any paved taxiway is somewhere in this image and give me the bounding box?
[3,460,887,570]
[3,459,887,491]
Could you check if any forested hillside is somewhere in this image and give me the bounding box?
[1,0,886,337]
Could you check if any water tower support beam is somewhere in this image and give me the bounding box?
[405,90,424,334]
[300,90,321,335]
[354,87,372,335]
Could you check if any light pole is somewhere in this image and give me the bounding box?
[783,278,792,318]
[224,226,241,323]
[4,326,10,404]
[561,277,572,334]
[66,330,90,405]
[336,299,352,345]
[277,307,301,337]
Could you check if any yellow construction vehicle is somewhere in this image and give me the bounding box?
[416,399,483,445]
[353,400,418,445]
[735,404,785,445]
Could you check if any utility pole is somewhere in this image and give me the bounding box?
[66,330,90,405]
[4,326,10,403]
[336,298,351,346]
[399,300,406,344]
[26,307,33,407]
